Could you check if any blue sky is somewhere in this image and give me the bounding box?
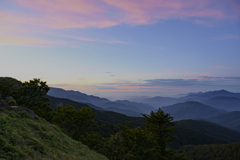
[1,0,240,99]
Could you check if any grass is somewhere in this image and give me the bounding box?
[0,107,108,160]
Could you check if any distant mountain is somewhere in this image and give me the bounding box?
[180,90,240,102]
[203,111,240,132]
[128,96,179,108]
[48,87,156,116]
[48,87,110,105]
[114,100,156,114]
[104,107,142,117]
[47,95,104,111]
[47,95,145,128]
[128,90,240,110]
[161,101,226,121]
[203,96,240,111]
[99,101,143,113]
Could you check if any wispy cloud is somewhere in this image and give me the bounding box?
[195,73,211,76]
[0,35,66,46]
[215,35,239,40]
[2,0,239,32]
[1,0,239,47]
[144,76,240,87]
[71,36,126,44]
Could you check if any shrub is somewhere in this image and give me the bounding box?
[8,100,17,106]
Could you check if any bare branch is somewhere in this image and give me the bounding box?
[122,145,137,160]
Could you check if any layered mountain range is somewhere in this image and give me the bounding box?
[48,87,240,132]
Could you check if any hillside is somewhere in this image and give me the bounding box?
[169,119,240,150]
[161,101,226,121]
[176,120,240,142]
[0,106,107,160]
[169,123,227,149]
[178,142,240,160]
[204,111,240,131]
[48,95,145,128]
[47,95,103,111]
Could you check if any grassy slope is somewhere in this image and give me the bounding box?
[0,107,108,160]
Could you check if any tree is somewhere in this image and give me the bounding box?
[15,79,50,107]
[100,123,159,160]
[15,78,52,120]
[142,108,177,159]
[0,77,21,99]
[0,77,52,120]
[52,105,96,142]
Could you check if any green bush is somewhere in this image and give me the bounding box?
[8,100,17,106]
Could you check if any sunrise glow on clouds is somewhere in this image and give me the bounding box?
[1,0,240,98]
[1,0,239,45]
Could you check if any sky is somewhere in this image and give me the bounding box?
[1,0,240,100]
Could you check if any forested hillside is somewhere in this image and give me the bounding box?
[178,142,240,160]
[204,111,240,131]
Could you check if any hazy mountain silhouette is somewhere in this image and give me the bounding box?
[114,100,156,113]
[48,87,156,116]
[161,101,226,121]
[104,106,142,117]
[203,96,240,111]
[98,101,143,113]
[180,90,240,102]
[128,96,179,108]
[48,87,110,105]
[129,90,240,110]
[47,95,104,110]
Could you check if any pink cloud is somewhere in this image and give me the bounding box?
[2,0,238,32]
[213,66,236,69]
[1,0,239,46]
[71,36,126,44]
[71,36,96,42]
[103,0,227,25]
[0,35,66,46]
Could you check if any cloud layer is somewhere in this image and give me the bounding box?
[1,0,239,46]
[2,0,239,30]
